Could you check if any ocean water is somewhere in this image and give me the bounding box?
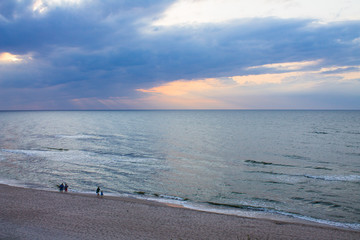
[0,110,359,229]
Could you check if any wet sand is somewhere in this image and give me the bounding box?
[1,184,359,240]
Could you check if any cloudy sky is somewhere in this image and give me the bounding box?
[1,0,360,110]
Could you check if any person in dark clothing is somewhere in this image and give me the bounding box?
[96,186,100,196]
[59,183,64,192]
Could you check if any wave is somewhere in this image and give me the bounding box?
[0,148,85,160]
[205,201,360,230]
[245,160,334,172]
[245,170,360,184]
[55,134,103,140]
[1,148,72,154]
[1,149,46,156]
[312,131,328,135]
[154,194,188,201]
[134,191,188,201]
[244,160,294,167]
[46,147,69,151]
[231,191,245,195]
[305,166,332,171]
[283,154,310,160]
[86,150,154,160]
[206,201,269,212]
[263,180,294,186]
[245,160,272,165]
[251,197,283,204]
[345,131,360,135]
[304,175,360,182]
[245,170,287,176]
[1,148,153,163]
[311,200,341,208]
[278,211,360,230]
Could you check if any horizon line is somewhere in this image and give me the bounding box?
[1,109,360,112]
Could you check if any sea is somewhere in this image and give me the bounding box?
[0,110,359,229]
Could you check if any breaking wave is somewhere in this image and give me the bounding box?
[244,160,294,167]
[304,175,360,182]
[205,201,360,230]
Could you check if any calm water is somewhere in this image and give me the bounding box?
[0,110,359,229]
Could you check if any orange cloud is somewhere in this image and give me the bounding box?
[134,61,360,109]
[0,52,32,64]
[0,52,22,63]
[70,61,360,109]
[137,78,226,96]
[136,78,238,108]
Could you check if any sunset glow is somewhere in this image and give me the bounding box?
[0,52,23,63]
[135,62,360,109]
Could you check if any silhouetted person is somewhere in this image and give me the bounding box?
[96,186,100,196]
[64,183,68,192]
[59,183,64,192]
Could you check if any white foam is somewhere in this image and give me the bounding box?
[305,174,360,182]
[0,148,95,163]
[0,178,26,188]
[136,195,360,230]
[55,134,103,140]
[274,210,360,230]
[1,149,41,156]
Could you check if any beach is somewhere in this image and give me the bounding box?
[1,184,359,240]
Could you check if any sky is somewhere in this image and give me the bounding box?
[0,0,360,110]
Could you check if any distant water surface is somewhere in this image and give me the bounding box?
[0,110,359,229]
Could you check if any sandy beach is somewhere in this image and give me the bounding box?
[1,184,359,240]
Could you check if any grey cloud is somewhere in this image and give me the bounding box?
[1,0,360,109]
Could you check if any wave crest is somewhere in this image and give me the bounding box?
[305,175,360,182]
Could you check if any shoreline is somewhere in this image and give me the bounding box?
[2,180,359,230]
[1,184,359,239]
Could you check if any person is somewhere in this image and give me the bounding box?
[59,183,64,192]
[96,186,100,196]
[64,183,68,192]
[101,190,104,197]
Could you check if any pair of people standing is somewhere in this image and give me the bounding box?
[96,186,103,196]
[58,183,68,192]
